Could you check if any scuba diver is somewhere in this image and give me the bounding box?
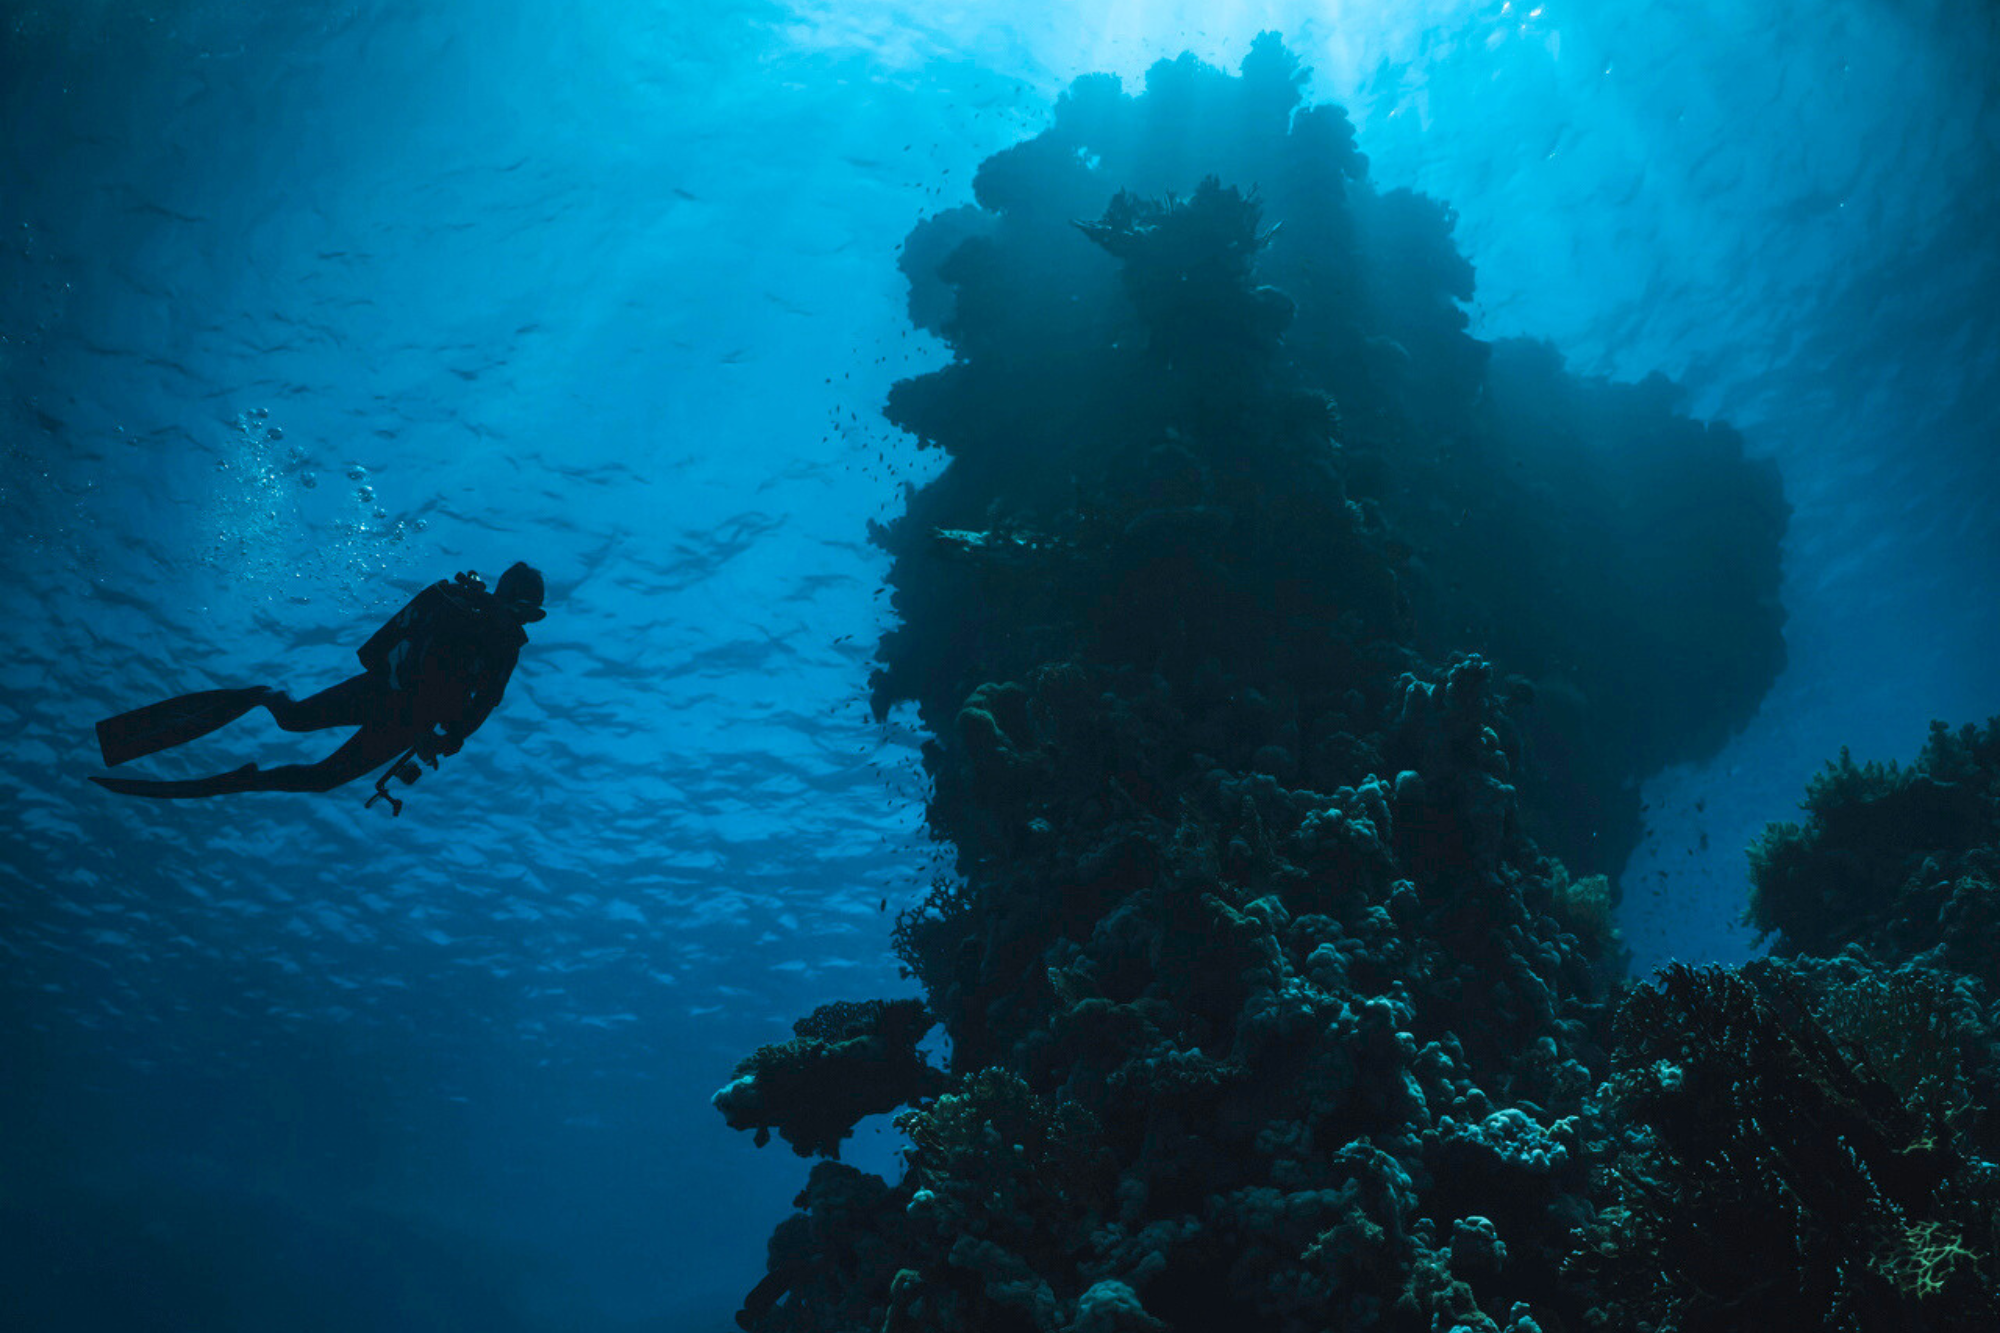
[90,562,545,805]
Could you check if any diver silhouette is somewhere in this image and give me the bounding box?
[90,562,545,802]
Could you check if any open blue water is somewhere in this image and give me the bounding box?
[3,1,1995,1328]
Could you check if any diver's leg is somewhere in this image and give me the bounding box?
[236,726,418,794]
[93,727,415,799]
[260,674,384,733]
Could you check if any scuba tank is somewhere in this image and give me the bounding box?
[359,570,487,683]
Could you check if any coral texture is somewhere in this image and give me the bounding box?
[1579,712,2000,1329]
[1574,959,2000,1330]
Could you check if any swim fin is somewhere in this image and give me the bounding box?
[95,689,272,767]
[91,764,262,799]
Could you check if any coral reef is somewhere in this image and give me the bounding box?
[878,36,1787,880]
[1748,718,2000,973]
[716,35,1799,1331]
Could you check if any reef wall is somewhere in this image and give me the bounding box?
[712,36,1803,1333]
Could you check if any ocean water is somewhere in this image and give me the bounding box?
[2,2,1996,1329]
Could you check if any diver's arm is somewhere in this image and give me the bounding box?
[426,649,519,758]
[446,679,505,746]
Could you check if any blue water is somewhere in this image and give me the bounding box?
[3,1,1995,1328]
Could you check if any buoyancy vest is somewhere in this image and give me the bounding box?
[358,582,527,728]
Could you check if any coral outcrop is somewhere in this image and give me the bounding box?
[716,35,1797,1332]
[715,999,945,1158]
[1748,718,2000,972]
